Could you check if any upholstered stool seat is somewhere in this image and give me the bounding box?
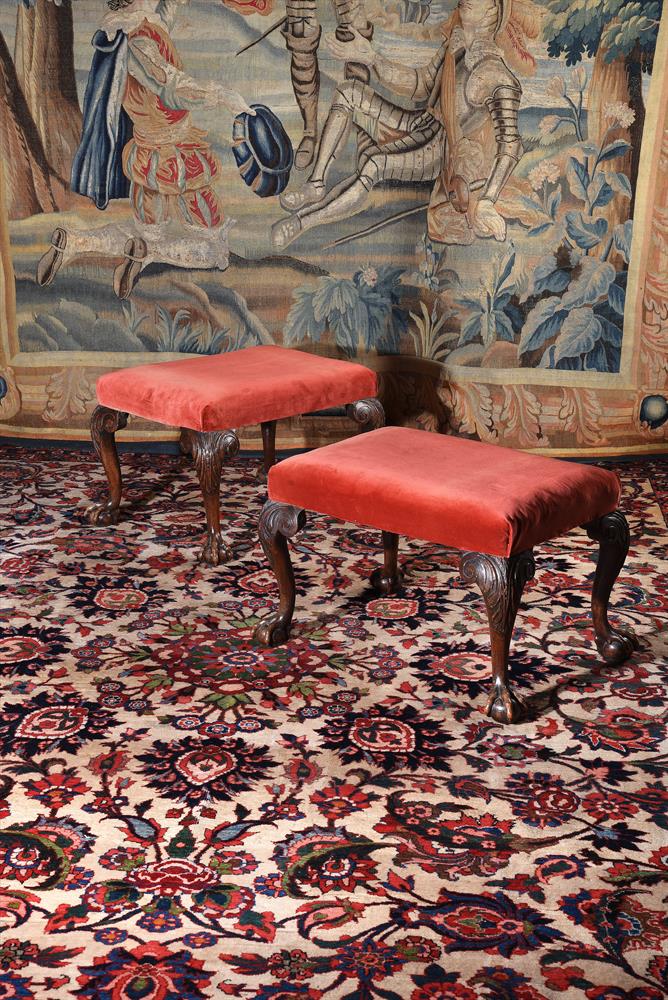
[255,427,638,724]
[86,345,383,565]
[96,345,377,433]
[267,427,621,557]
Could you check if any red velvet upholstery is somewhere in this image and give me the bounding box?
[268,427,621,557]
[96,346,377,431]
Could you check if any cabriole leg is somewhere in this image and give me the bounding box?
[259,419,277,480]
[254,501,306,646]
[370,531,402,595]
[585,511,639,663]
[85,405,128,526]
[191,429,240,566]
[460,550,535,724]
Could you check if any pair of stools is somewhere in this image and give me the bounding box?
[88,345,638,724]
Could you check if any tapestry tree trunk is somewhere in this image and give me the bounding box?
[0,28,56,219]
[14,0,82,184]
[587,44,646,229]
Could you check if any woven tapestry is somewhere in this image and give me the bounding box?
[1,0,667,453]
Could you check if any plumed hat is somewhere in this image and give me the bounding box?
[233,104,294,198]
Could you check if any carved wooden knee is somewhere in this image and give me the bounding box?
[190,429,239,566]
[85,405,128,526]
[460,550,535,724]
[370,530,402,595]
[585,511,639,664]
[254,501,306,646]
[346,397,385,432]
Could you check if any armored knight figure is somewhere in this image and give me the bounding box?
[284,0,373,170]
[273,0,524,249]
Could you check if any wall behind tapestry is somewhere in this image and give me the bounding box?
[1,0,667,453]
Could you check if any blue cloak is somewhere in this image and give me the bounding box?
[70,29,133,210]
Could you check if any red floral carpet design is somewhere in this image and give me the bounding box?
[0,446,666,999]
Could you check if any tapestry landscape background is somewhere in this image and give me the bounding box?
[1,0,667,453]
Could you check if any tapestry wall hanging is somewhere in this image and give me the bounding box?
[0,0,667,453]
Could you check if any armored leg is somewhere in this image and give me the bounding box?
[85,406,128,526]
[273,82,443,246]
[190,429,240,566]
[283,4,321,171]
[585,512,639,663]
[460,550,535,724]
[254,501,307,645]
[333,0,373,83]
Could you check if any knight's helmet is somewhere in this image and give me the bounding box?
[496,0,511,36]
[474,0,511,37]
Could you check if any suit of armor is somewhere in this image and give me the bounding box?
[284,0,372,170]
[273,16,523,248]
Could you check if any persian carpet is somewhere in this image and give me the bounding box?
[0,446,666,1000]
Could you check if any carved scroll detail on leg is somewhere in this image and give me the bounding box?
[191,429,240,566]
[254,501,306,647]
[346,397,385,432]
[370,531,402,595]
[85,406,128,526]
[460,550,535,724]
[585,511,639,664]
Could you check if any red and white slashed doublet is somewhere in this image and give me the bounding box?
[122,19,223,228]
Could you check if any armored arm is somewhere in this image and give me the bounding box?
[482,82,523,202]
[467,58,523,203]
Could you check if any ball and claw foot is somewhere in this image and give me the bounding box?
[279,181,326,212]
[271,216,303,249]
[596,626,640,665]
[370,567,403,596]
[199,531,233,567]
[85,501,121,527]
[254,614,290,647]
[486,682,526,725]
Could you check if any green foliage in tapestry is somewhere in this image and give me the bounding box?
[284,265,408,356]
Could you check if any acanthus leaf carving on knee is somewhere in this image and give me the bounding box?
[460,549,534,725]
[190,429,239,567]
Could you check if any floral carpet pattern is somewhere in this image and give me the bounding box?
[0,446,667,1000]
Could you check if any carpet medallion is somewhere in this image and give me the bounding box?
[0,447,666,999]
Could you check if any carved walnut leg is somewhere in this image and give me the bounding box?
[584,511,639,664]
[190,429,240,566]
[85,405,128,526]
[460,550,535,724]
[346,397,385,432]
[254,500,306,646]
[179,429,193,456]
[370,531,403,595]
[256,419,277,482]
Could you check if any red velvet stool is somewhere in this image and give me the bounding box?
[254,427,639,724]
[86,346,383,565]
